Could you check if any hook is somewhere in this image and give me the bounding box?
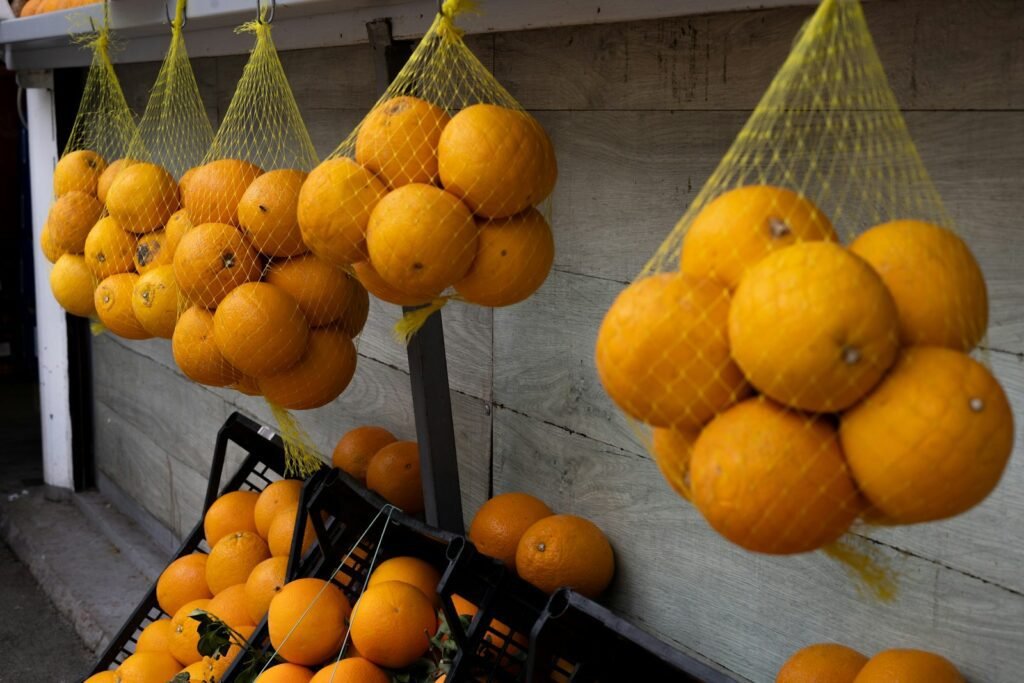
[165,0,187,29]
[257,0,275,24]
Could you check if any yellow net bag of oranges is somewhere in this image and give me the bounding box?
[297,0,558,341]
[595,0,1015,564]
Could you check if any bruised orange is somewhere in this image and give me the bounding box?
[259,328,357,410]
[515,515,615,598]
[48,190,103,252]
[352,260,430,307]
[182,159,263,226]
[172,306,243,387]
[84,217,136,279]
[134,231,174,274]
[213,282,309,377]
[131,265,179,338]
[95,273,152,339]
[356,95,451,188]
[106,162,179,234]
[50,254,96,318]
[331,426,397,482]
[173,222,261,309]
[366,441,423,514]
[238,169,308,257]
[468,493,553,571]
[266,255,355,327]
[54,150,106,197]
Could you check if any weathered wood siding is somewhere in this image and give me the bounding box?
[94,1,1024,680]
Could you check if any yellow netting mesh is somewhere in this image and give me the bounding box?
[596,0,1014,591]
[297,0,557,342]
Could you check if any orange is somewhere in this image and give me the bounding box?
[681,185,837,289]
[853,649,964,683]
[297,157,387,266]
[113,652,181,683]
[438,104,556,219]
[352,260,430,307]
[350,580,437,668]
[238,169,309,257]
[851,220,988,351]
[182,159,264,226]
[168,598,211,665]
[244,556,289,623]
[131,265,179,339]
[310,658,389,683]
[691,397,863,554]
[54,149,106,197]
[205,625,255,680]
[49,254,96,317]
[595,273,749,429]
[84,217,136,279]
[366,184,478,299]
[650,427,696,500]
[134,618,175,655]
[204,489,260,546]
[367,556,441,604]
[355,95,451,188]
[259,328,357,410]
[213,282,310,377]
[95,273,152,339]
[267,504,316,558]
[255,663,315,683]
[48,190,103,252]
[331,426,397,482]
[777,643,868,683]
[255,479,304,538]
[232,374,262,396]
[366,441,423,514]
[268,578,351,666]
[206,531,271,595]
[206,582,256,628]
[339,279,370,337]
[729,241,900,412]
[177,661,209,681]
[841,347,1014,524]
[134,231,174,274]
[156,553,212,616]
[106,162,179,234]
[515,515,614,598]
[85,671,117,683]
[172,306,244,387]
[164,209,193,253]
[173,222,261,308]
[266,255,355,327]
[454,208,555,307]
[468,493,554,570]
[178,167,199,200]
[97,158,129,204]
[40,223,65,263]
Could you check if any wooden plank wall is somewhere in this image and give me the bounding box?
[93,1,1024,680]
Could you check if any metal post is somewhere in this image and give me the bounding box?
[365,18,465,534]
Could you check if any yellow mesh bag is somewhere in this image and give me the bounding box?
[297,0,558,342]
[595,0,1014,585]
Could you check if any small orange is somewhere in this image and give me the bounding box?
[650,427,696,500]
[49,254,96,318]
[48,190,103,252]
[259,328,357,410]
[254,663,315,683]
[164,209,193,253]
[40,223,65,263]
[206,531,271,595]
[468,493,554,570]
[106,162,179,234]
[853,649,964,683]
[213,282,310,377]
[156,553,212,616]
[134,231,174,274]
[355,95,451,188]
[331,426,397,482]
[350,580,437,668]
[168,598,211,665]
[84,217,137,279]
[244,556,289,623]
[266,255,355,327]
[777,643,868,683]
[95,273,152,340]
[352,260,430,307]
[338,279,370,337]
[172,306,244,387]
[182,159,264,226]
[268,578,351,666]
[367,556,441,604]
[131,265,179,338]
[204,489,260,546]
[366,441,423,514]
[515,515,614,598]
[206,583,256,629]
[254,479,304,538]
[134,618,175,655]
[267,503,316,558]
[310,658,389,683]
[238,169,309,257]
[173,222,261,308]
[54,149,106,196]
[114,651,181,683]
[97,158,130,204]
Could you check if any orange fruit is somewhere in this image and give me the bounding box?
[851,220,988,351]
[48,190,103,252]
[177,661,209,681]
[131,265,179,339]
[454,208,554,307]
[350,580,437,668]
[777,643,868,683]
[352,260,430,307]
[595,273,749,429]
[232,374,262,396]
[438,104,556,219]
[173,222,261,308]
[267,503,316,558]
[255,479,304,538]
[178,167,199,200]
[244,555,289,623]
[97,158,129,204]
[259,328,357,410]
[134,618,175,655]
[204,489,260,546]
[168,598,211,665]
[367,556,441,604]
[468,493,554,570]
[95,273,152,339]
[204,624,255,680]
[49,254,96,317]
[156,553,212,616]
[297,157,387,266]
[268,578,351,666]
[366,184,478,299]
[254,663,315,683]
[164,209,193,253]
[172,306,243,387]
[331,426,397,482]
[106,162,179,234]
[310,658,389,683]
[114,652,181,683]
[213,282,310,377]
[338,279,370,337]
[515,515,614,597]
[729,241,899,412]
[40,223,65,263]
[206,531,271,595]
[85,671,117,683]
[266,255,355,327]
[355,95,451,189]
[54,149,106,196]
[84,217,137,279]
[366,441,423,513]
[238,169,309,257]
[841,346,1014,524]
[206,582,256,628]
[853,649,964,683]
[182,159,264,226]
[691,397,863,554]
[650,427,696,500]
[681,185,837,289]
[134,231,174,274]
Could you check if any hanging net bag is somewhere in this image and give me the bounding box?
[297,0,558,342]
[594,0,1014,580]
